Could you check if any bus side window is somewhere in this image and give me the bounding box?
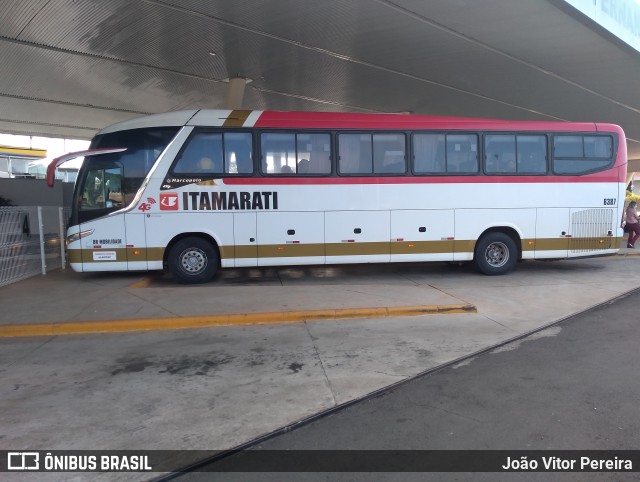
[484,135,515,174]
[517,135,547,173]
[297,133,331,174]
[173,131,223,174]
[338,133,372,174]
[373,133,406,174]
[413,134,445,174]
[447,134,478,173]
[554,136,583,157]
[584,136,612,158]
[553,135,613,174]
[225,132,253,174]
[260,133,296,174]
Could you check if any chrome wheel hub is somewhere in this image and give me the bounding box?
[180,248,207,273]
[485,242,509,268]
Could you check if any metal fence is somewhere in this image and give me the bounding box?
[0,206,69,287]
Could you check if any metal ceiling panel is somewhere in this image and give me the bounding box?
[0,95,134,139]
[0,0,49,38]
[393,0,640,113]
[0,0,639,159]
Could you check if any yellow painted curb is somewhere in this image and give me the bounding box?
[0,304,476,338]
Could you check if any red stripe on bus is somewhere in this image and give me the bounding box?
[253,111,601,132]
[223,173,619,185]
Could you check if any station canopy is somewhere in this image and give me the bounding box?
[0,0,639,161]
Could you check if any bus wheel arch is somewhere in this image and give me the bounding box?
[165,233,220,284]
[473,227,521,276]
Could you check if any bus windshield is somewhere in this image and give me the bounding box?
[71,127,179,224]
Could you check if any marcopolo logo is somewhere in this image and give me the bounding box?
[159,193,179,211]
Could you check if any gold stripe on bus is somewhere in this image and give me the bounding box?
[72,237,622,265]
[569,236,619,251]
[523,237,618,252]
[145,247,165,262]
[391,240,454,255]
[219,245,235,259]
[522,239,536,252]
[233,245,254,259]
[223,110,252,127]
[453,240,476,254]
[68,249,82,263]
[326,242,390,257]
[258,244,324,258]
[533,238,571,251]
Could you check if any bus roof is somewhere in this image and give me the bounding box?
[97,109,620,136]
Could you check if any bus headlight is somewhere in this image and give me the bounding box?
[66,229,95,245]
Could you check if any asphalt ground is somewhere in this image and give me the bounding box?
[174,287,640,482]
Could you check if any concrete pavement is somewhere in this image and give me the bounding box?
[192,286,640,482]
[1,242,640,480]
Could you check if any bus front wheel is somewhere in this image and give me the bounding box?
[474,232,517,276]
[168,237,218,284]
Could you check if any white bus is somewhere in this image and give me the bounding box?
[48,109,627,283]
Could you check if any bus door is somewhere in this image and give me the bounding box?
[234,212,257,267]
[535,208,570,259]
[391,210,453,262]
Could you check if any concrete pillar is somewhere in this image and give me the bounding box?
[225,77,248,110]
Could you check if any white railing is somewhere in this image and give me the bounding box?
[0,206,69,287]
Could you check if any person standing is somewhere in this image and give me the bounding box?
[625,201,640,248]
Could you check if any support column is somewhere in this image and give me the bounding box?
[225,77,249,110]
[38,206,46,275]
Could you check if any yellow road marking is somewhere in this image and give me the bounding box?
[0,304,476,338]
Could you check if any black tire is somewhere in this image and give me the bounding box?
[167,237,218,284]
[474,232,518,276]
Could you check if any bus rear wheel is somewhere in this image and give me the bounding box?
[168,237,218,284]
[474,232,517,276]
